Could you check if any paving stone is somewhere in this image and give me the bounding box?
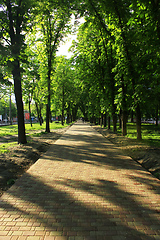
[0,121,160,239]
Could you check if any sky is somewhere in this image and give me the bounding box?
[56,16,85,58]
[56,34,77,58]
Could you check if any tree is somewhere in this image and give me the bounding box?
[54,56,80,124]
[34,1,73,132]
[0,0,37,143]
[68,0,160,139]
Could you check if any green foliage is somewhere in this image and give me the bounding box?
[0,99,17,119]
[1,0,160,140]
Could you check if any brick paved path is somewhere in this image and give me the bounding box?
[0,121,160,240]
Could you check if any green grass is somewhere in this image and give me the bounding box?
[0,142,17,154]
[0,121,72,153]
[111,122,160,148]
[0,125,18,136]
[26,122,70,136]
[25,122,70,132]
[0,122,71,136]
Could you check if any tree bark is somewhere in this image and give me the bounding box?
[136,103,142,140]
[45,60,51,133]
[61,84,65,126]
[35,102,42,126]
[122,111,128,136]
[113,0,142,139]
[103,112,107,128]
[131,111,134,123]
[121,76,127,135]
[7,0,27,144]
[112,113,117,133]
[119,110,122,129]
[155,104,159,126]
[9,92,12,125]
[12,60,27,144]
[66,104,71,124]
[28,98,32,127]
[72,105,78,121]
[108,116,111,130]
[100,113,103,127]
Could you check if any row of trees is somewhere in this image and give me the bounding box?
[0,0,160,143]
[70,0,160,139]
[0,96,17,122]
[0,0,78,143]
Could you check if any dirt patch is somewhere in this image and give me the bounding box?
[93,126,160,180]
[0,126,70,197]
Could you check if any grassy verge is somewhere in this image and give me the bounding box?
[110,122,160,148]
[0,125,18,136]
[25,122,70,135]
[0,122,72,154]
[0,142,17,154]
[94,122,160,180]
[0,122,70,135]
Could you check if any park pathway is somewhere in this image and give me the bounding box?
[0,121,160,240]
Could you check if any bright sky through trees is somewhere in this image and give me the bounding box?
[56,35,76,58]
[57,16,85,58]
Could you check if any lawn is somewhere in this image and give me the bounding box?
[111,122,160,148]
[0,122,70,136]
[0,121,71,154]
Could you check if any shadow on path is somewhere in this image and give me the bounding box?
[0,121,159,239]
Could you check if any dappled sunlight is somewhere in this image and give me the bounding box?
[0,169,159,239]
[0,122,159,239]
[54,177,160,235]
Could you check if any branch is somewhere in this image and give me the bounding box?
[2,36,11,45]
[51,20,65,55]
[88,0,114,41]
[5,0,15,44]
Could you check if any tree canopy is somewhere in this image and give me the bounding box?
[0,0,160,142]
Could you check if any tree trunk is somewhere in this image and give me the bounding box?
[46,103,50,132]
[122,111,127,136]
[29,98,32,127]
[121,76,127,135]
[40,106,43,124]
[112,113,117,133]
[61,84,65,126]
[100,113,103,127]
[103,112,107,128]
[98,117,101,125]
[156,104,159,126]
[108,116,111,130]
[131,111,134,123]
[45,63,51,133]
[119,110,122,129]
[114,0,142,139]
[66,104,71,124]
[72,105,78,121]
[9,92,12,125]
[136,103,142,140]
[7,1,26,144]
[12,60,27,144]
[35,102,42,126]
